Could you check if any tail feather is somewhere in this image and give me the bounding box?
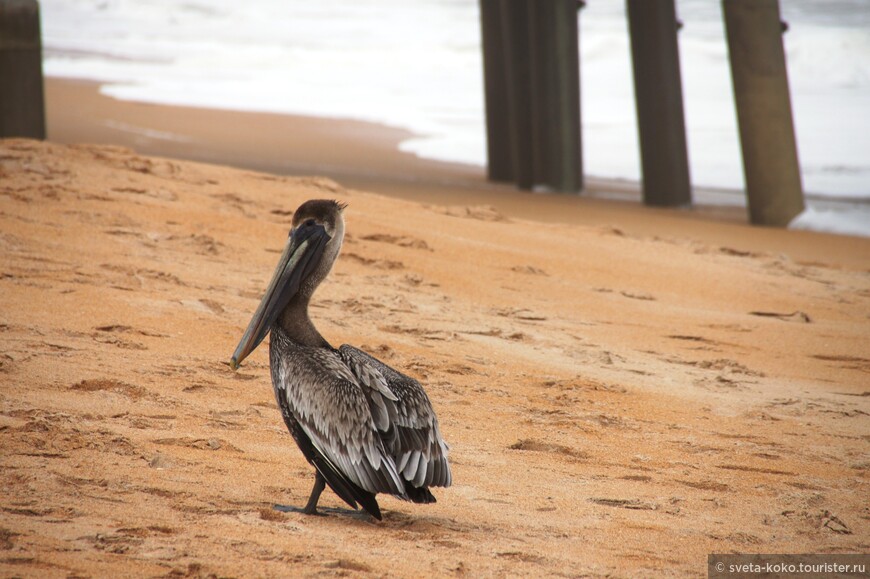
[405,485,436,504]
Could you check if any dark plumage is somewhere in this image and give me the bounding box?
[231,199,451,520]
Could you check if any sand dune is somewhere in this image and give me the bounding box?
[1,139,868,577]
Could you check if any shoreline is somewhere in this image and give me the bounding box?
[45,76,869,267]
[46,77,870,202]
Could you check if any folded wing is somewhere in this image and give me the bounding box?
[273,345,407,499]
[339,345,452,492]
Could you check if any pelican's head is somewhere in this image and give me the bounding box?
[230,199,346,369]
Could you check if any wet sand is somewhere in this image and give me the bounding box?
[0,82,868,577]
[45,78,868,268]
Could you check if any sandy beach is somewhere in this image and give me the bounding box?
[1,80,869,577]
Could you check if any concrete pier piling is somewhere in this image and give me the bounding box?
[627,0,692,207]
[0,0,46,139]
[723,0,805,226]
[480,0,582,193]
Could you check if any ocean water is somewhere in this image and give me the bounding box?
[40,0,870,236]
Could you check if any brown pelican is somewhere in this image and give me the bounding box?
[230,199,451,520]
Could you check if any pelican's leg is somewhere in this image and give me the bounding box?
[302,472,326,515]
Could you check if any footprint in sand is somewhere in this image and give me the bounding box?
[509,439,590,460]
[812,354,870,373]
[179,298,225,315]
[511,265,548,276]
[621,290,656,301]
[439,205,509,222]
[493,307,547,321]
[749,310,811,323]
[588,497,658,511]
[71,378,146,399]
[151,437,244,453]
[342,252,405,270]
[360,233,432,251]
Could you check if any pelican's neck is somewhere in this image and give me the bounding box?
[275,218,342,349]
[276,295,329,348]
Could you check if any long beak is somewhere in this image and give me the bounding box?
[230,223,329,369]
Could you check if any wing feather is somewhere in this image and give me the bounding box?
[339,345,452,491]
[270,338,406,497]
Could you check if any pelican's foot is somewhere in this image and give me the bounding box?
[273,504,365,518]
[273,503,326,517]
